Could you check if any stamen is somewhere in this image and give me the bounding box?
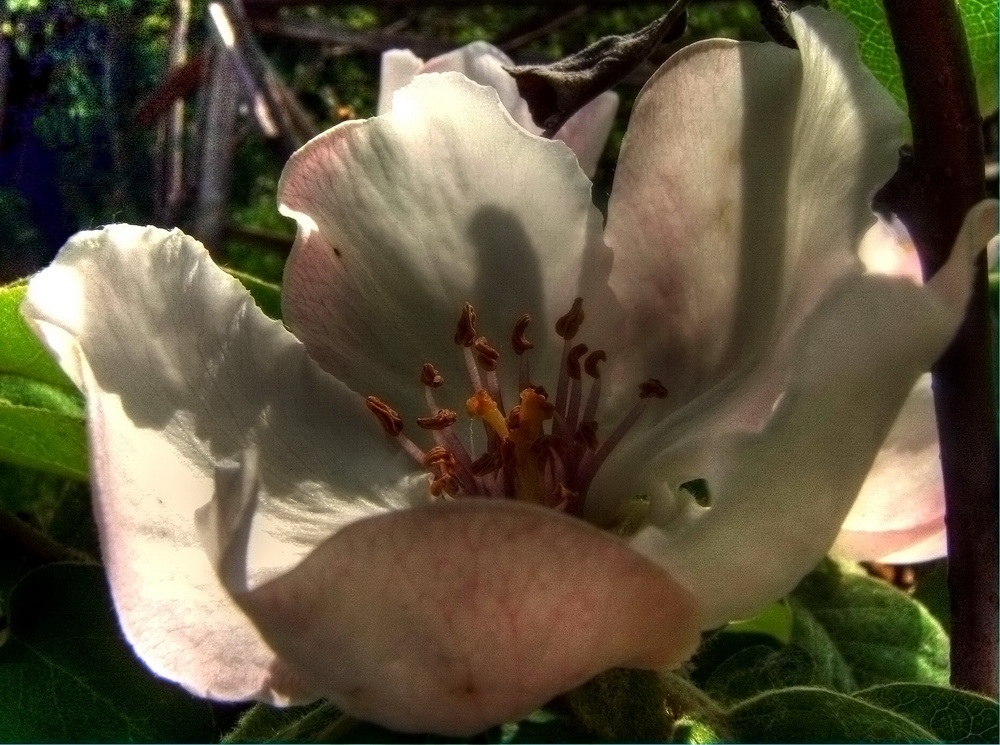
[565,343,588,431]
[365,395,426,465]
[420,363,443,411]
[454,302,477,347]
[555,297,585,340]
[473,336,500,371]
[417,409,458,430]
[554,298,585,431]
[639,379,668,399]
[511,314,533,354]
[512,314,533,391]
[575,420,599,450]
[365,395,403,437]
[577,379,667,493]
[470,449,503,477]
[420,363,443,387]
[582,350,606,424]
[423,445,457,474]
[474,336,505,414]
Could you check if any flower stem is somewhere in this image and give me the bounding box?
[880,0,996,697]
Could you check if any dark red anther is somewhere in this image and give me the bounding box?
[511,314,533,354]
[417,409,458,430]
[454,302,478,347]
[575,420,599,450]
[471,449,503,476]
[639,379,668,399]
[430,474,459,497]
[584,350,607,379]
[555,297,585,340]
[365,396,403,436]
[420,363,443,388]
[473,336,500,371]
[566,343,589,380]
[423,446,457,474]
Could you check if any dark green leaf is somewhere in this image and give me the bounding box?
[226,268,283,320]
[0,563,217,742]
[828,0,998,114]
[855,683,999,744]
[727,687,939,743]
[789,560,949,691]
[699,640,819,704]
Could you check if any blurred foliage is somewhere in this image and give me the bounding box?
[1,1,772,282]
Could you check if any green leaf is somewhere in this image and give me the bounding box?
[727,687,939,743]
[697,637,820,704]
[855,683,1000,744]
[829,0,998,115]
[225,268,283,320]
[789,560,949,691]
[0,563,217,742]
[0,282,87,480]
[0,281,76,390]
[725,600,792,643]
[0,375,87,480]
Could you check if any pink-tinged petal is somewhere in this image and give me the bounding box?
[279,74,612,424]
[858,215,923,282]
[629,200,997,628]
[604,8,903,408]
[831,374,946,563]
[377,43,619,176]
[22,226,426,703]
[206,471,702,737]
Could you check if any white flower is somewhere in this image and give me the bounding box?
[378,41,619,177]
[21,8,997,737]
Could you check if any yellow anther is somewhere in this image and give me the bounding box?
[466,389,509,439]
[509,388,554,446]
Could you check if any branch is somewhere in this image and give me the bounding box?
[880,0,996,698]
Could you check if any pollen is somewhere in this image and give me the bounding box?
[364,299,666,516]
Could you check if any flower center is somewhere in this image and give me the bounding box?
[365,298,666,517]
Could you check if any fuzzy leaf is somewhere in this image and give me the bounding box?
[727,687,939,743]
[0,563,217,742]
[854,683,999,744]
[788,560,950,691]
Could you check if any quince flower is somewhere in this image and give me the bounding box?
[21,8,997,737]
[378,41,619,177]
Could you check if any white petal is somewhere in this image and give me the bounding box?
[629,201,996,627]
[831,374,946,563]
[209,486,702,737]
[604,8,903,408]
[377,43,619,176]
[377,49,423,115]
[22,226,425,703]
[279,74,613,425]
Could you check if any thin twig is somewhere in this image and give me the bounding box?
[880,0,996,698]
[157,0,192,225]
[498,5,587,52]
